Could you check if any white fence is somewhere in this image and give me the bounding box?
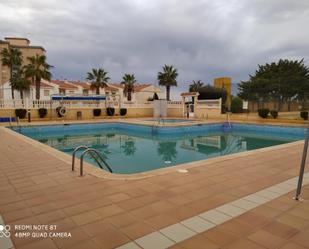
[167,101,182,107]
[0,99,106,109]
[0,98,221,110]
[0,99,155,109]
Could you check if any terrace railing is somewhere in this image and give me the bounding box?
[167,101,182,107]
[0,98,222,109]
[0,99,106,109]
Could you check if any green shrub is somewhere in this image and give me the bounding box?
[258,108,270,118]
[93,109,101,116]
[221,105,228,114]
[106,107,115,116]
[15,109,27,119]
[120,108,127,116]
[300,111,308,120]
[38,108,47,118]
[231,97,243,113]
[270,110,278,119]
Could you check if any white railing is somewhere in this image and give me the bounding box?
[167,101,182,107]
[0,98,222,110]
[0,99,154,109]
[0,99,106,109]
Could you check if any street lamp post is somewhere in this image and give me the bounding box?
[294,120,309,201]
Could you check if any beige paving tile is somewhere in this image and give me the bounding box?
[216,204,246,217]
[230,199,259,210]
[0,215,15,249]
[255,189,282,200]
[0,234,14,249]
[199,209,231,225]
[275,183,296,191]
[135,231,175,249]
[243,194,269,204]
[160,223,197,243]
[181,216,215,233]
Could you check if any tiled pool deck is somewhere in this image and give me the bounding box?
[0,122,309,249]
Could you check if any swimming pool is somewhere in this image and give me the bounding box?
[12,123,305,174]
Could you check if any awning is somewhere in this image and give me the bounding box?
[51,96,106,101]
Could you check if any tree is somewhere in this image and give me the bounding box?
[230,96,243,113]
[197,85,227,103]
[238,59,309,111]
[157,64,178,101]
[86,68,110,95]
[121,74,136,101]
[189,80,204,92]
[24,54,52,100]
[10,68,30,99]
[1,48,23,99]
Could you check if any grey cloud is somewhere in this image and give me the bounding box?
[0,0,309,98]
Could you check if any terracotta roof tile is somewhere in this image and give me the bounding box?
[110,83,152,92]
[51,80,78,90]
[68,81,91,90]
[105,86,119,91]
[30,81,53,88]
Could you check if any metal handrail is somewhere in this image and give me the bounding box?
[80,148,112,176]
[72,145,89,171]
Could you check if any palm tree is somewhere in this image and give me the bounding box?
[157,141,177,162]
[189,80,204,92]
[157,64,178,101]
[121,74,136,101]
[10,67,30,99]
[1,48,23,99]
[121,140,137,156]
[86,68,110,95]
[24,54,52,100]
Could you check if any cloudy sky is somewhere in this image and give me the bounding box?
[1,0,309,98]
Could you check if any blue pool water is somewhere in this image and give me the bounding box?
[12,123,305,174]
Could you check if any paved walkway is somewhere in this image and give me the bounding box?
[0,127,308,249]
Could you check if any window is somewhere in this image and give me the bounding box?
[44,90,50,96]
[83,89,89,96]
[59,89,65,95]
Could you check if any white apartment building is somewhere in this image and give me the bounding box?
[1,79,164,103]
